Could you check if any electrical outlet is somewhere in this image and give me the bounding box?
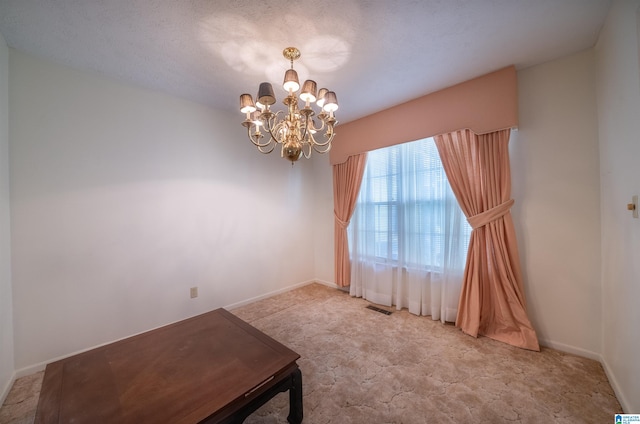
[190,287,198,299]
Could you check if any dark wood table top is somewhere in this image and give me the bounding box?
[35,308,300,424]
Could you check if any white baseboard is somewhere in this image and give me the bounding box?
[224,279,325,310]
[0,371,16,406]
[224,279,341,309]
[312,279,340,290]
[600,356,632,413]
[537,338,601,361]
[539,338,631,413]
[14,357,54,379]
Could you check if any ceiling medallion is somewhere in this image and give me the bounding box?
[239,47,339,163]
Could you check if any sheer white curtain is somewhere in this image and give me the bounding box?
[348,137,470,322]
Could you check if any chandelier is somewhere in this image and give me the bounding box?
[239,47,339,163]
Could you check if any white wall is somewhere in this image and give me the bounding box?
[9,50,318,372]
[0,33,15,402]
[595,0,640,413]
[312,152,336,285]
[511,50,602,357]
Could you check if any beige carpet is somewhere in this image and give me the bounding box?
[1,283,622,423]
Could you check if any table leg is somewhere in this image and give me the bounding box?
[287,367,303,424]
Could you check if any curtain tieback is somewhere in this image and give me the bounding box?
[467,199,515,229]
[334,213,350,229]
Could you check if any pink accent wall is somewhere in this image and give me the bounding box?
[330,66,518,165]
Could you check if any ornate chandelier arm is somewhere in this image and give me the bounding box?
[308,131,334,153]
[258,109,288,145]
[304,109,328,132]
[243,122,276,153]
[301,139,313,159]
[256,143,276,154]
[305,112,337,148]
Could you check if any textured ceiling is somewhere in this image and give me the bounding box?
[0,0,612,123]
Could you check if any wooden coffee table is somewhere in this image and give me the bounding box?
[35,308,303,423]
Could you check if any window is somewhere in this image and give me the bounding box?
[348,137,471,270]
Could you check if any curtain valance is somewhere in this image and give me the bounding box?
[329,66,518,165]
